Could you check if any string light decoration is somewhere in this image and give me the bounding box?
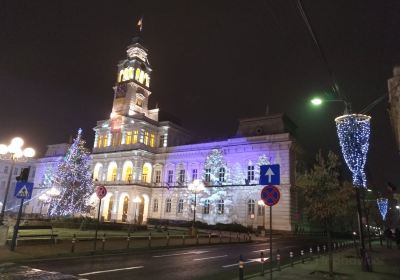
[335,114,371,188]
[48,129,94,216]
[376,198,389,221]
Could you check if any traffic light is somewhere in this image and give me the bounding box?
[16,167,30,182]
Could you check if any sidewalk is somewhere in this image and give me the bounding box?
[248,246,400,280]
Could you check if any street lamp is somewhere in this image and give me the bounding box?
[310,96,351,114]
[38,193,49,215]
[188,179,205,235]
[133,196,142,224]
[0,137,35,224]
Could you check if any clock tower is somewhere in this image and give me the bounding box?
[111,32,154,119]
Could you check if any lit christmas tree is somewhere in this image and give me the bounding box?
[48,129,94,216]
[202,149,230,185]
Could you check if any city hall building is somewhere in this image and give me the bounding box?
[89,34,301,231]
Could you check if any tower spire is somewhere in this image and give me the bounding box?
[137,16,143,34]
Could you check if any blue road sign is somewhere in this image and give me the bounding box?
[259,164,280,185]
[14,182,34,199]
[261,185,280,206]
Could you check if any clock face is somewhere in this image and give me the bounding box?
[116,83,127,98]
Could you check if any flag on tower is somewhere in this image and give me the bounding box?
[137,17,143,32]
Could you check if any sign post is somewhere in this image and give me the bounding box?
[94,186,107,251]
[260,164,281,280]
[10,182,34,251]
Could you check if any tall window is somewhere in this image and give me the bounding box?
[159,134,167,147]
[179,169,185,183]
[177,199,184,213]
[203,199,210,214]
[192,169,198,181]
[217,199,224,215]
[248,199,255,215]
[125,131,132,144]
[153,199,158,212]
[111,168,117,181]
[219,167,225,182]
[144,131,149,145]
[247,165,255,181]
[155,170,161,183]
[167,170,174,184]
[150,134,155,147]
[132,130,138,143]
[205,168,211,183]
[97,134,108,148]
[165,198,172,213]
[142,165,149,182]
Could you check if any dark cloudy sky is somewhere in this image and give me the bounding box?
[1,0,399,187]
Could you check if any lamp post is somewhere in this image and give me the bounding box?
[188,179,205,235]
[0,137,35,225]
[133,196,142,224]
[38,193,49,215]
[311,96,372,272]
[258,200,266,235]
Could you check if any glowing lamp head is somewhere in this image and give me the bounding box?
[0,144,8,155]
[11,137,24,148]
[311,97,323,106]
[23,147,35,158]
[188,179,205,193]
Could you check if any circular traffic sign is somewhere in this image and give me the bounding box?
[96,185,107,199]
[261,185,280,206]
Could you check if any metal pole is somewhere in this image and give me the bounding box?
[0,157,15,224]
[269,205,272,280]
[192,192,196,235]
[94,198,102,251]
[10,198,24,251]
[355,188,370,271]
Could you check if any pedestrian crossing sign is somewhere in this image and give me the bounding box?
[14,182,34,199]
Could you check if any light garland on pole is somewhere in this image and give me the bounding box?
[376,198,388,221]
[335,114,371,188]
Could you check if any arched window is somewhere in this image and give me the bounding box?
[203,199,210,214]
[165,198,172,213]
[107,162,118,181]
[248,199,255,215]
[141,163,152,183]
[128,67,134,80]
[217,199,224,215]
[122,196,129,222]
[139,70,145,83]
[153,199,158,212]
[122,161,133,182]
[93,163,103,181]
[219,167,225,182]
[135,68,141,81]
[177,199,184,213]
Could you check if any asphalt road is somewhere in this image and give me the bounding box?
[18,237,327,280]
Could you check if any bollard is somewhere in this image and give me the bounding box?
[301,250,304,263]
[238,255,244,280]
[208,233,211,244]
[323,245,326,253]
[196,233,199,245]
[309,247,313,260]
[290,251,294,267]
[333,242,336,250]
[317,245,320,258]
[148,232,152,248]
[260,251,265,276]
[276,249,281,271]
[102,233,106,251]
[166,232,170,247]
[127,233,131,249]
[71,234,76,253]
[182,234,185,245]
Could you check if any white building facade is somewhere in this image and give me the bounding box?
[90,34,301,231]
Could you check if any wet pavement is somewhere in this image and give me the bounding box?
[0,263,80,280]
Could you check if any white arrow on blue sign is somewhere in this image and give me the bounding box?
[14,182,34,199]
[259,164,280,185]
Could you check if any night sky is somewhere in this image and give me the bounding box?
[1,1,399,188]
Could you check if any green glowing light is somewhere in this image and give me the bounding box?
[311,97,323,106]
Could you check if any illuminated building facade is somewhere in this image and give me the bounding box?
[90,34,301,231]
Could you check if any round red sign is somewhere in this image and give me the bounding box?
[261,185,280,206]
[96,186,107,199]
